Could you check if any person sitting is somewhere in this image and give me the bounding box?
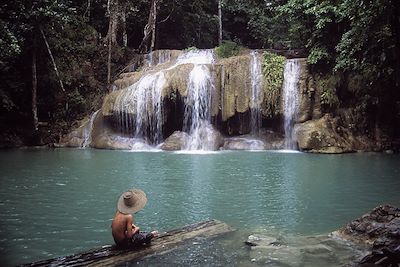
[111,188,158,248]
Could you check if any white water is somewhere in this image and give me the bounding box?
[250,51,263,136]
[114,72,166,144]
[81,110,100,148]
[144,50,172,68]
[282,59,301,150]
[182,50,216,150]
[176,49,214,65]
[114,49,216,149]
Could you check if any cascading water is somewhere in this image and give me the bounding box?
[113,49,215,148]
[114,71,166,144]
[282,59,301,150]
[81,110,100,148]
[144,50,172,68]
[181,50,216,150]
[249,51,263,136]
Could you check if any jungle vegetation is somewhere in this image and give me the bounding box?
[0,0,399,146]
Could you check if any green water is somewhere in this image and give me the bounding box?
[0,149,399,266]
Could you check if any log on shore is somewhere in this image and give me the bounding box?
[21,219,233,267]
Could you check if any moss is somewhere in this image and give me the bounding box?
[262,52,285,117]
[215,41,242,59]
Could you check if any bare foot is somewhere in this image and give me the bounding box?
[151,230,159,238]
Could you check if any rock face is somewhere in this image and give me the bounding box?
[294,114,354,153]
[62,49,383,152]
[294,114,380,153]
[334,205,400,266]
[297,59,321,123]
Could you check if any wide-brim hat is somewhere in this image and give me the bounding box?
[117,188,147,214]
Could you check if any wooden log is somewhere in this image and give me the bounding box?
[21,219,233,267]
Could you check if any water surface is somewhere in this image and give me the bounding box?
[0,149,399,266]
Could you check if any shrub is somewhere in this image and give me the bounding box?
[215,40,241,58]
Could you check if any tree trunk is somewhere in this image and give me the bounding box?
[106,0,119,45]
[150,0,157,52]
[218,0,222,45]
[22,219,233,267]
[122,8,127,47]
[107,25,112,84]
[392,0,400,88]
[139,0,157,53]
[32,32,38,131]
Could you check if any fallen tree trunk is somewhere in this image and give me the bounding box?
[21,219,233,267]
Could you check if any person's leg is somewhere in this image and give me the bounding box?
[131,231,154,246]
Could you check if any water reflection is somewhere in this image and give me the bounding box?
[0,150,399,266]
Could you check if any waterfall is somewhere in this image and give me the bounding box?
[176,49,215,65]
[114,71,166,144]
[249,51,263,135]
[112,49,216,148]
[182,50,216,150]
[144,50,172,68]
[81,110,100,148]
[282,59,301,150]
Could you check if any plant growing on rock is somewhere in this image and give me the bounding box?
[215,40,242,58]
[262,52,285,117]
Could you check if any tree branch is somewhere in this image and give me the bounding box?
[158,4,175,24]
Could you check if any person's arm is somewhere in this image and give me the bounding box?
[125,215,134,238]
[132,223,140,235]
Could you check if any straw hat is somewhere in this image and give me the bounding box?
[117,188,147,214]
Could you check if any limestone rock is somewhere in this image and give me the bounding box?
[297,59,322,122]
[294,114,354,153]
[220,55,252,120]
[59,117,90,147]
[161,131,189,151]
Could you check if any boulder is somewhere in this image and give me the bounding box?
[333,204,400,266]
[184,123,223,151]
[90,134,152,150]
[222,137,266,150]
[160,131,189,151]
[294,114,354,153]
[59,118,89,147]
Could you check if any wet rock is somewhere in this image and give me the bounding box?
[91,134,151,150]
[245,231,362,267]
[294,114,354,153]
[245,234,277,246]
[59,119,89,147]
[161,131,189,151]
[334,204,400,266]
[222,137,266,150]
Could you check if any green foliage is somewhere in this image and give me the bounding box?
[317,75,340,109]
[262,52,285,117]
[184,46,198,52]
[215,40,241,58]
[308,47,330,65]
